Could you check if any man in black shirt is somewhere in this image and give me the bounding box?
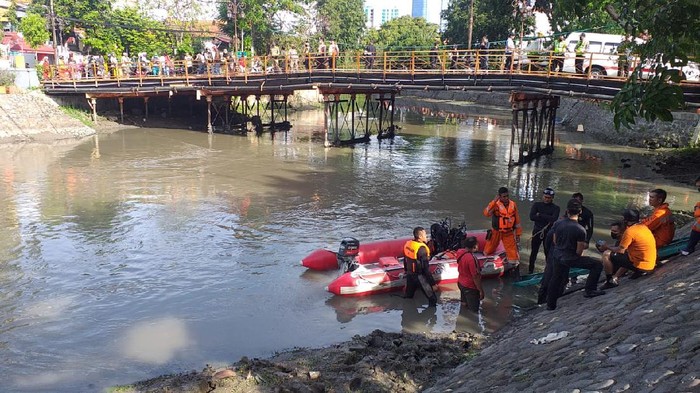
[572,192,594,244]
[528,187,561,274]
[546,199,606,310]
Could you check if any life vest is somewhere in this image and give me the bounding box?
[493,200,518,232]
[554,40,566,54]
[403,240,430,274]
[575,40,587,55]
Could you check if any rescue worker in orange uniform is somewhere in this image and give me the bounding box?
[483,187,522,267]
[641,188,675,248]
[403,227,438,307]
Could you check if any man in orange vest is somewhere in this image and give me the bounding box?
[403,227,438,307]
[641,188,675,248]
[483,187,522,268]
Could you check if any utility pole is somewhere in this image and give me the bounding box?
[467,0,474,49]
[49,0,59,64]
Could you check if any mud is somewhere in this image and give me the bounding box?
[115,330,481,393]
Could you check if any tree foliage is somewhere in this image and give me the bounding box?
[316,0,365,50]
[365,16,439,51]
[442,0,522,48]
[534,0,622,34]
[218,0,306,55]
[137,0,203,52]
[19,12,50,48]
[591,0,698,128]
[6,0,19,32]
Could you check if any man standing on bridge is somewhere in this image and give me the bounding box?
[575,33,589,74]
[483,187,522,270]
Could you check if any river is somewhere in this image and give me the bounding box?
[0,104,695,392]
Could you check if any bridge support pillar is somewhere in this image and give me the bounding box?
[86,97,97,122]
[206,95,213,134]
[321,91,396,147]
[143,97,149,120]
[118,97,124,123]
[508,93,560,166]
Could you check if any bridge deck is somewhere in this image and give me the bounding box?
[42,70,700,107]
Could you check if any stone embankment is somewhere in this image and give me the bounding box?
[0,92,95,143]
[426,252,700,393]
[401,90,700,148]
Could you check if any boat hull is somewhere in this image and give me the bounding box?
[302,230,498,271]
[326,250,511,297]
[301,238,410,270]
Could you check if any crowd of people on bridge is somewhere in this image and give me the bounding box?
[402,178,699,315]
[41,31,601,81]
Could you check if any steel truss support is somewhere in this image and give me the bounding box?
[508,93,559,166]
[207,94,290,134]
[323,92,396,147]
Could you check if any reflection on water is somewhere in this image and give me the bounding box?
[121,317,191,364]
[0,105,696,392]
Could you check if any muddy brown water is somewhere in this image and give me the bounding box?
[0,105,696,392]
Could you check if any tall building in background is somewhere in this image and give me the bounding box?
[363,0,447,29]
[363,0,411,29]
[411,0,427,19]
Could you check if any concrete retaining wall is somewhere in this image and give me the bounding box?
[402,90,700,148]
[0,92,95,143]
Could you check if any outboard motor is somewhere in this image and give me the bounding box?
[337,237,360,272]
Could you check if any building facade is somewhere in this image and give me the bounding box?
[363,0,447,29]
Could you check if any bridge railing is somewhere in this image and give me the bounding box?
[39,48,698,86]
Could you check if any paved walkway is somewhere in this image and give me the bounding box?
[426,252,700,393]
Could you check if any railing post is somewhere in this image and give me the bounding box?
[587,52,594,79]
[184,59,190,86]
[547,51,553,77]
[383,52,387,81]
[411,51,415,76]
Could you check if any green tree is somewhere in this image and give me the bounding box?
[218,0,306,55]
[533,0,622,35]
[316,0,365,50]
[19,12,50,48]
[443,0,522,48]
[6,0,19,32]
[371,16,439,51]
[138,0,203,54]
[107,7,170,56]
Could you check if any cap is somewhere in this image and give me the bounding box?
[622,209,640,223]
[543,187,555,196]
[566,198,582,211]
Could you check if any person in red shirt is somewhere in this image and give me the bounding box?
[681,176,700,256]
[456,236,484,313]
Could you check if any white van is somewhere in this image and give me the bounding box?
[560,32,628,76]
[558,32,698,81]
[517,33,628,76]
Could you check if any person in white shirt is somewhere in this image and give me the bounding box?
[504,33,515,72]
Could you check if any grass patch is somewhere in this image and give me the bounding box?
[673,145,700,157]
[59,106,94,127]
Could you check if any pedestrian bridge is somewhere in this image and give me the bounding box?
[39,49,700,155]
